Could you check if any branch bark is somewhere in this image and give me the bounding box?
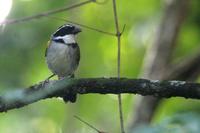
[0,78,200,113]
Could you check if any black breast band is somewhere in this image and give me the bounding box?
[68,43,78,48]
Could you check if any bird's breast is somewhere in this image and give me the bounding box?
[46,41,79,77]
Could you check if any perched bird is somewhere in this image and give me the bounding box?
[45,24,81,102]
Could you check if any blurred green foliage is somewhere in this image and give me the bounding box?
[132,113,200,133]
[0,0,199,133]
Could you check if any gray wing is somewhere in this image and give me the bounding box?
[45,41,51,57]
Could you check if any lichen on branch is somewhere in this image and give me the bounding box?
[0,78,200,112]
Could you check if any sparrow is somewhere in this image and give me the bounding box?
[45,24,81,102]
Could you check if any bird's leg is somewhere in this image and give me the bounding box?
[69,74,75,78]
[47,74,56,80]
[42,74,56,86]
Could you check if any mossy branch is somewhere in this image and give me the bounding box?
[0,78,200,112]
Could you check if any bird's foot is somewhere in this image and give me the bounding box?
[42,74,55,87]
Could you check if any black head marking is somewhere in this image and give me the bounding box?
[53,24,81,37]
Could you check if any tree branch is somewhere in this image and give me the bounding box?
[141,0,189,79]
[166,49,200,81]
[1,0,97,25]
[0,78,200,113]
[130,0,190,128]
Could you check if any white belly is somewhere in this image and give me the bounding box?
[46,42,78,77]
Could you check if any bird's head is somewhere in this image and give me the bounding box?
[53,24,82,37]
[52,24,81,44]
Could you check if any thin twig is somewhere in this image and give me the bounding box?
[74,115,105,133]
[1,0,115,37]
[112,0,125,133]
[121,24,126,35]
[1,0,95,25]
[46,16,116,36]
[94,0,109,5]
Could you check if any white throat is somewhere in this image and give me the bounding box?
[54,34,76,44]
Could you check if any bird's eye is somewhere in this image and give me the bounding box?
[69,26,75,31]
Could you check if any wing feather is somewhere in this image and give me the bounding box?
[45,41,51,57]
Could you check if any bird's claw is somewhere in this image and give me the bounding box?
[42,74,55,87]
[42,79,50,87]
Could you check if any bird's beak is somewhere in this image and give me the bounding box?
[73,27,82,34]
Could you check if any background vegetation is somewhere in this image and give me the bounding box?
[0,0,199,132]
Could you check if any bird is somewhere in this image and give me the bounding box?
[45,24,81,102]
